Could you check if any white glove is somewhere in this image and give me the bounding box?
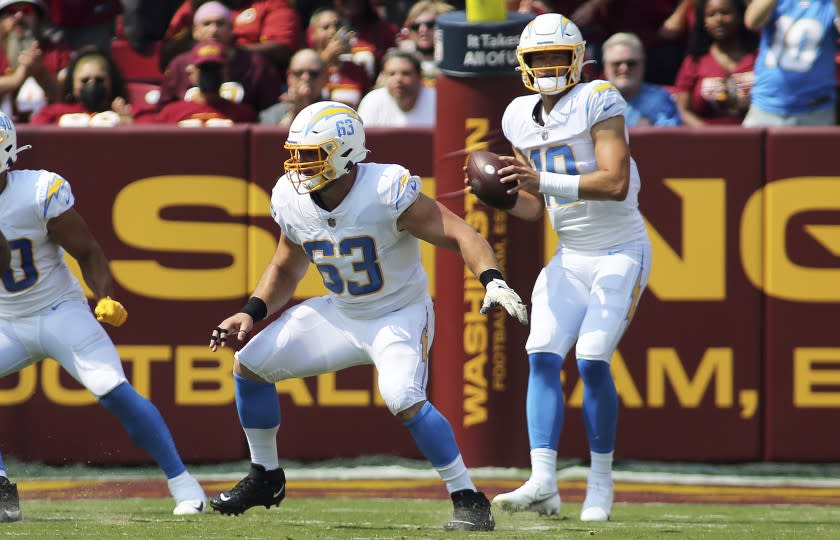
[480,279,529,325]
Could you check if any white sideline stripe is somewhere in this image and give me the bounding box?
[195,465,840,488]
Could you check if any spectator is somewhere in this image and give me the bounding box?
[602,32,682,126]
[260,48,325,126]
[140,39,257,125]
[164,0,300,71]
[357,49,434,126]
[333,0,399,81]
[158,1,282,114]
[308,7,370,107]
[397,0,453,85]
[674,0,757,126]
[743,0,839,126]
[45,0,122,52]
[0,0,69,121]
[30,46,133,126]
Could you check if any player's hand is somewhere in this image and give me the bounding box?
[95,296,128,327]
[481,279,529,325]
[209,313,254,352]
[498,155,540,195]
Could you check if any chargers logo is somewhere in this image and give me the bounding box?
[395,172,420,210]
[43,176,67,217]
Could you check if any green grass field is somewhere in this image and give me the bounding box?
[5,497,840,539]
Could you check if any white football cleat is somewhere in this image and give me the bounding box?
[173,499,206,515]
[580,475,613,522]
[492,481,561,516]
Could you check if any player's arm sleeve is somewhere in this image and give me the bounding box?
[36,172,75,222]
[269,180,297,244]
[381,164,422,221]
[587,82,627,127]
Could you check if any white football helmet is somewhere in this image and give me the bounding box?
[283,101,369,194]
[0,111,30,174]
[516,13,586,95]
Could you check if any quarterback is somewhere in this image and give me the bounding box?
[489,14,652,522]
[208,101,528,531]
[0,112,206,519]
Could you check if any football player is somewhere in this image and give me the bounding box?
[0,111,206,518]
[207,100,528,531]
[488,13,652,522]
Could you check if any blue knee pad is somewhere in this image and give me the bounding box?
[527,352,565,450]
[234,373,280,429]
[577,358,618,454]
[99,382,185,478]
[403,402,460,468]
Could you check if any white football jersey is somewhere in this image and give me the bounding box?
[0,169,85,317]
[502,80,648,251]
[271,162,428,319]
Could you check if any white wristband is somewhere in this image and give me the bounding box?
[539,172,580,200]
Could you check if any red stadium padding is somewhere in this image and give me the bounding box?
[1,126,839,465]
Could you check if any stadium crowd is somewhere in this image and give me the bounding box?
[0,0,836,127]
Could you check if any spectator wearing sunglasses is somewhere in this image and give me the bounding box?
[398,0,453,85]
[30,46,134,126]
[602,32,682,127]
[259,48,326,126]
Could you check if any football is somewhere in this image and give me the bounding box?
[465,151,518,210]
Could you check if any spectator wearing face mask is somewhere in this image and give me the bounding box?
[30,46,134,126]
[140,39,256,125]
[157,1,283,114]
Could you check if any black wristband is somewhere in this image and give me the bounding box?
[479,269,504,288]
[240,296,268,322]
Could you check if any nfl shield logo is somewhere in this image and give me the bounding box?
[327,218,336,227]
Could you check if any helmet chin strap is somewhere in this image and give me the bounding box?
[16,144,32,156]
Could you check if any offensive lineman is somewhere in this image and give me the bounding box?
[489,14,652,522]
[0,111,206,519]
[207,101,529,531]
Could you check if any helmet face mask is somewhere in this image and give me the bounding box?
[283,101,368,194]
[517,14,586,95]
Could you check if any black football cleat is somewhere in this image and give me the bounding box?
[444,489,495,531]
[210,463,286,516]
[0,477,21,523]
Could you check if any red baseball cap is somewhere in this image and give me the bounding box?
[191,40,226,66]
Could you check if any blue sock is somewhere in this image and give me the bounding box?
[403,402,460,468]
[577,358,618,454]
[99,382,185,479]
[527,352,565,450]
[235,373,280,428]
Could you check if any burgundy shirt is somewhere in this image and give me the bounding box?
[675,52,756,125]
[142,99,257,125]
[159,46,283,112]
